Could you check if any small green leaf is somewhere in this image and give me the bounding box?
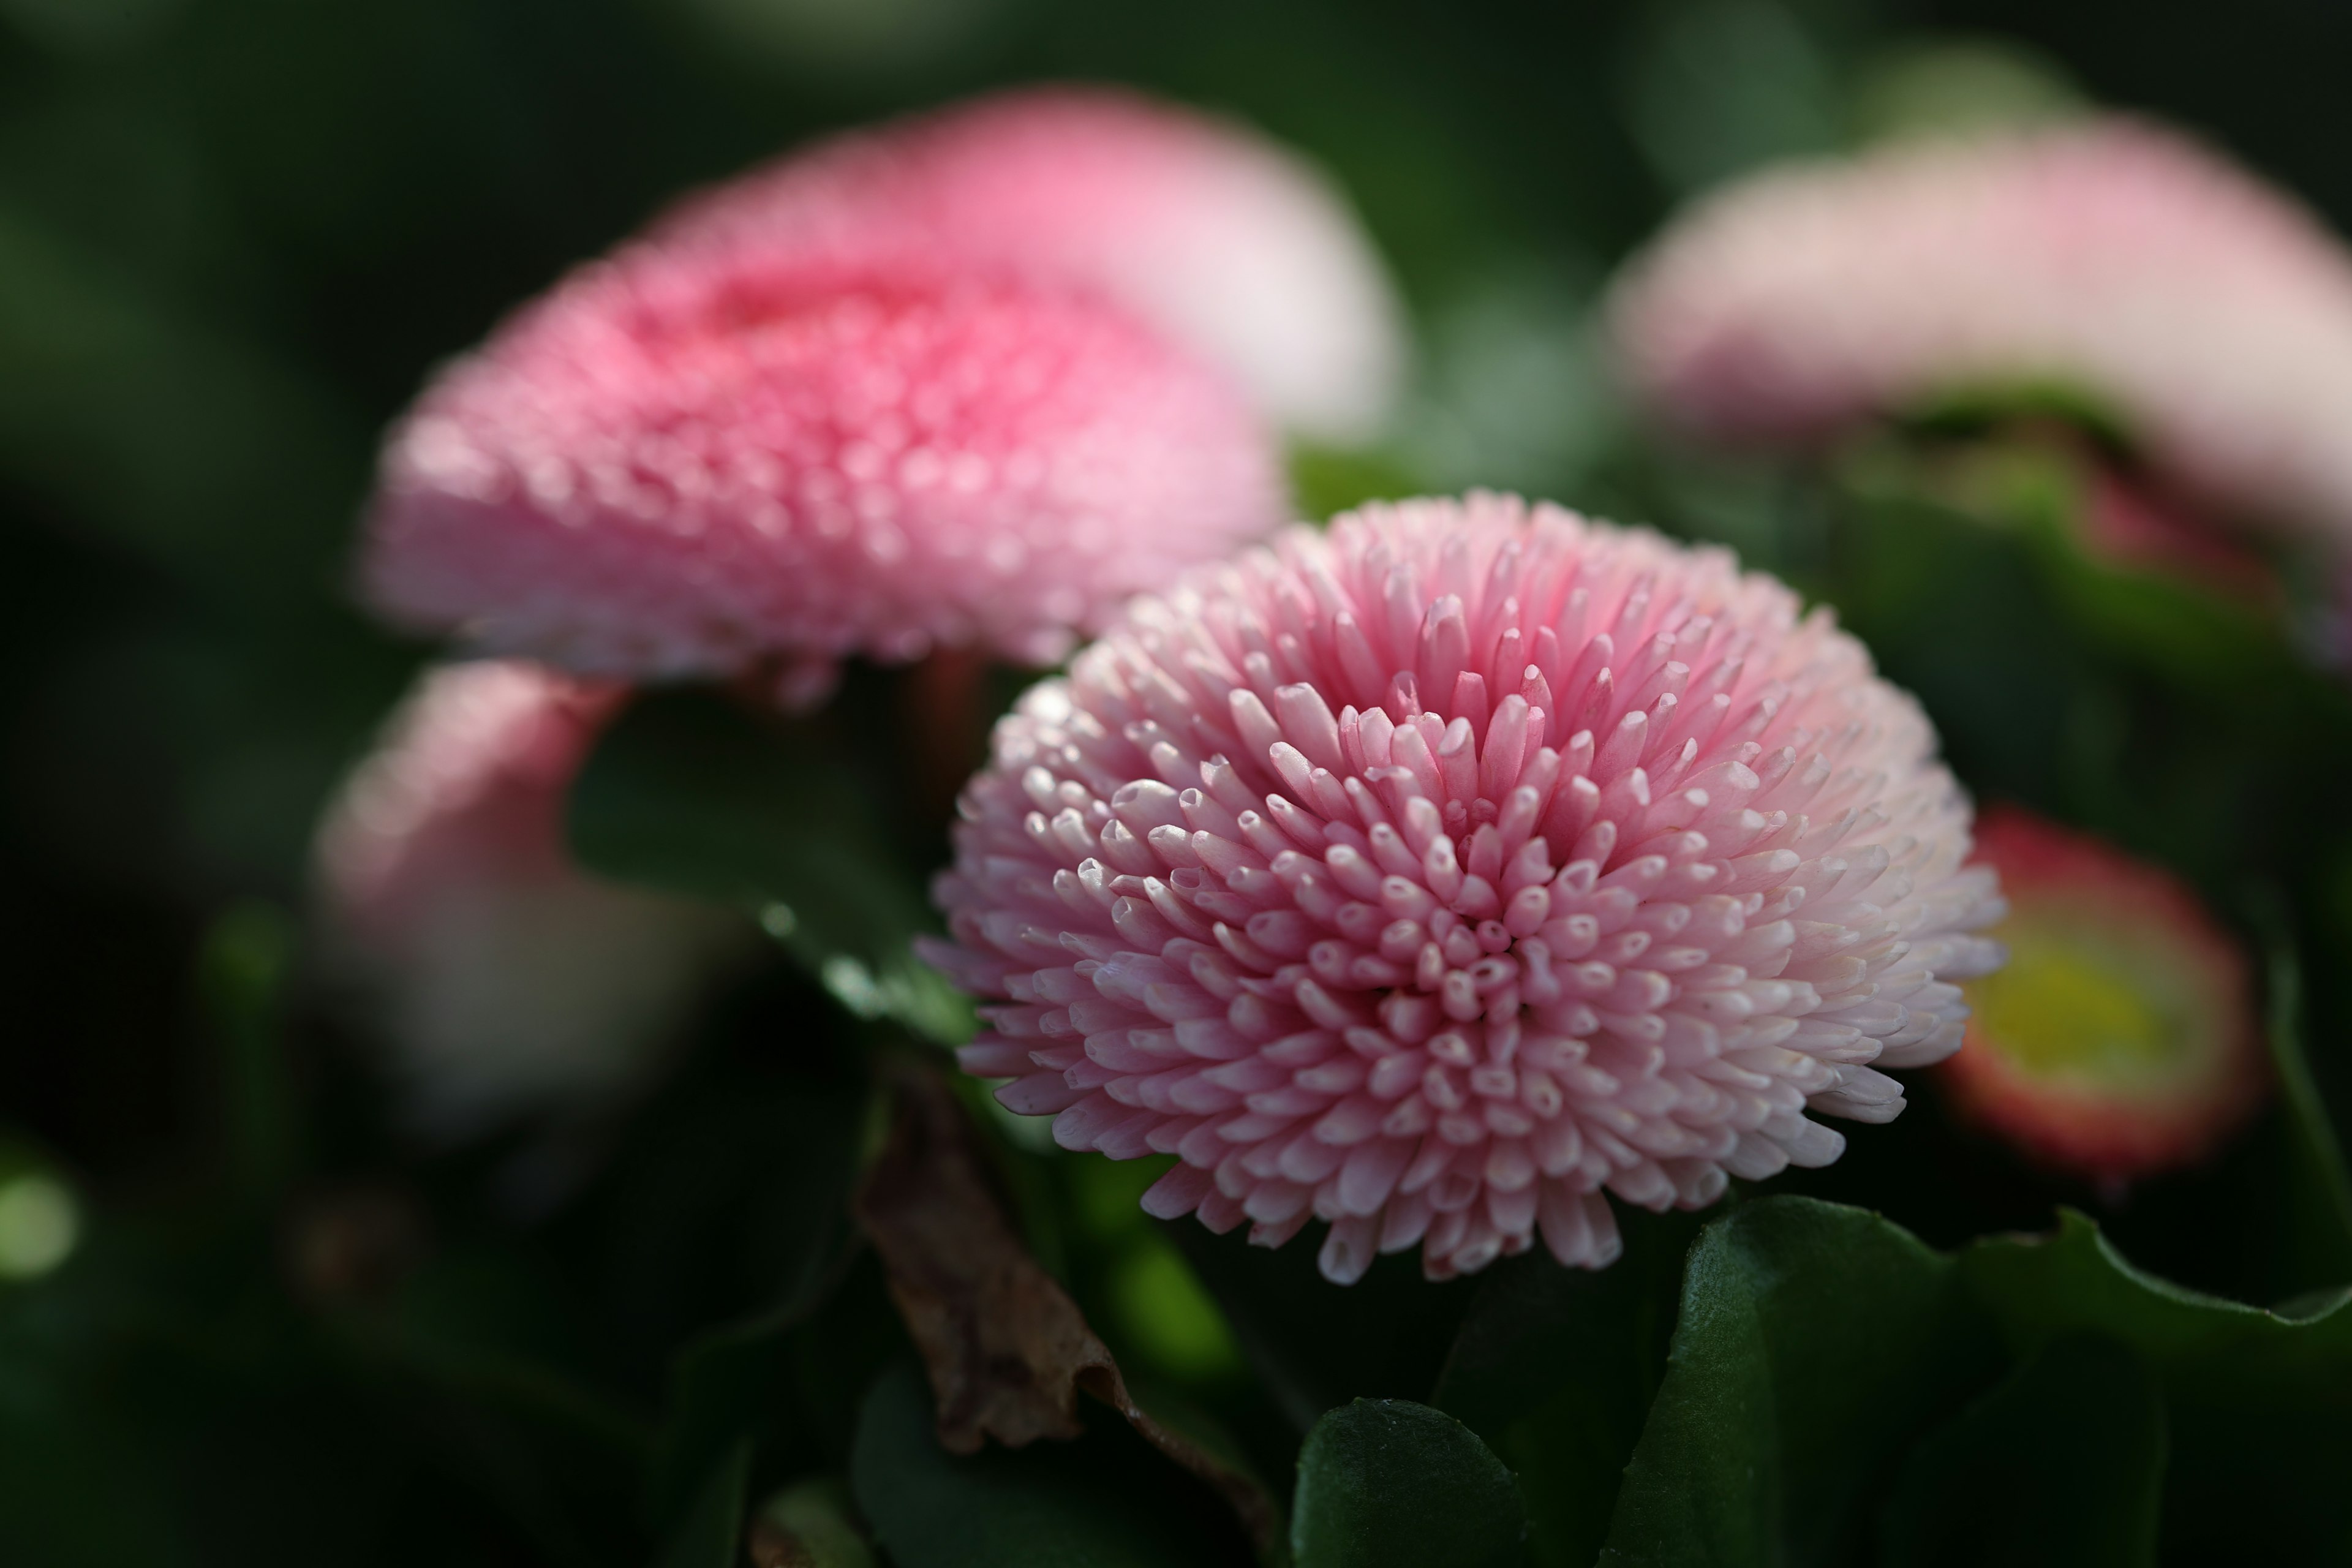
[1435,1211,1699,1568]
[1291,1399,1525,1568]
[567,689,969,1043]
[1599,1198,2002,1568]
[655,1438,750,1568]
[850,1362,1226,1568]
[1878,1335,2165,1568]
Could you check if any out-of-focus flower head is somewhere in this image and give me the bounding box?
[1939,806,2264,1186]
[666,85,1408,444]
[315,661,747,1132]
[361,245,1284,693]
[925,494,2005,1283]
[1610,118,2352,547]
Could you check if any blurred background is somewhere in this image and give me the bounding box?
[7,1,2352,1562]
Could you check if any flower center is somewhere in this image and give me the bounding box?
[1967,913,2187,1082]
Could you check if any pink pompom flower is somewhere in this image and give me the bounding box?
[925,494,2005,1283]
[663,85,1407,444]
[315,660,747,1131]
[1610,118,2352,546]
[361,247,1286,692]
[1939,807,2264,1188]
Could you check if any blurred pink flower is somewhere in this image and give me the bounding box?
[665,85,1406,443]
[1611,119,2352,545]
[361,252,1283,690]
[925,494,2005,1283]
[316,661,746,1131]
[1940,806,2264,1188]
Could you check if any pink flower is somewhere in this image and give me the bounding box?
[361,251,1286,690]
[663,85,1406,443]
[925,494,2005,1283]
[315,661,746,1130]
[1610,118,2352,545]
[1939,807,2264,1187]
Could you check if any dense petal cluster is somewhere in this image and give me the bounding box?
[362,249,1283,686]
[663,85,1406,443]
[926,495,2005,1282]
[316,661,746,1129]
[1610,118,2352,543]
[1940,807,2264,1185]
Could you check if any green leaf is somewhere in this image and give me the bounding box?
[654,1438,750,1568]
[1291,1399,1525,1568]
[849,1362,1229,1568]
[1434,1211,1699,1568]
[1961,1208,2352,1376]
[1599,1198,2002,1568]
[567,689,969,1043]
[1838,434,2315,704]
[1959,1212,2352,1559]
[1877,1335,2165,1568]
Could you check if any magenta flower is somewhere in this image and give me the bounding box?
[361,249,1286,693]
[315,661,745,1129]
[925,495,2005,1283]
[663,85,1406,444]
[1610,119,2352,543]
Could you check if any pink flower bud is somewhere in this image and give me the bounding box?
[315,661,746,1130]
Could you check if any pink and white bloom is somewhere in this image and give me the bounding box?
[315,661,747,1130]
[1610,118,2352,545]
[664,85,1407,444]
[926,494,2005,1283]
[360,252,1283,690]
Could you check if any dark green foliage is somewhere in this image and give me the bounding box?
[654,1438,751,1568]
[567,688,968,1042]
[1599,1202,2005,1568]
[1170,1213,1483,1434]
[851,1362,1253,1568]
[1435,1211,1701,1567]
[1291,1400,1526,1568]
[1961,1213,2352,1562]
[1878,1336,2166,1568]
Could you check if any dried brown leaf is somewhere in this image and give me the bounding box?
[851,1064,1281,1556]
